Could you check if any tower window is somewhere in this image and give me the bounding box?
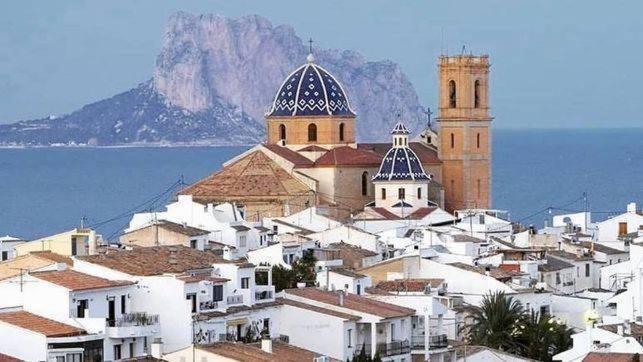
[279,124,286,141]
[476,133,481,149]
[477,179,481,198]
[450,133,455,149]
[381,188,386,200]
[361,172,368,196]
[308,123,317,142]
[339,123,345,142]
[417,187,422,199]
[474,80,481,108]
[394,138,397,146]
[448,80,457,108]
[398,188,405,200]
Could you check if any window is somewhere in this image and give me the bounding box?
[348,328,353,348]
[391,323,395,340]
[1,251,7,261]
[477,179,481,198]
[129,342,135,358]
[76,299,88,318]
[190,239,197,249]
[585,263,590,277]
[398,188,405,200]
[381,188,386,200]
[308,123,317,142]
[477,133,481,148]
[577,267,580,277]
[67,354,82,362]
[619,222,628,236]
[450,133,455,149]
[357,284,361,295]
[71,237,78,256]
[394,138,397,146]
[417,187,422,199]
[114,345,122,360]
[239,235,247,247]
[186,293,197,313]
[279,124,286,140]
[474,80,481,108]
[555,272,561,285]
[361,172,368,196]
[339,123,345,141]
[213,285,223,301]
[121,294,126,314]
[241,277,250,289]
[448,80,457,108]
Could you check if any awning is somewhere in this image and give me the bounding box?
[226,318,248,326]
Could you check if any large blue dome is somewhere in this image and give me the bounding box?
[267,55,356,117]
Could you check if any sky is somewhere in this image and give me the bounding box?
[1,0,642,129]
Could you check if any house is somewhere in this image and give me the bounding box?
[120,220,210,250]
[547,250,596,292]
[308,224,383,253]
[455,345,536,362]
[538,256,575,294]
[595,203,643,242]
[279,287,415,361]
[0,235,25,261]
[0,251,73,282]
[14,228,101,257]
[327,242,382,270]
[316,267,372,295]
[163,339,334,362]
[553,325,643,361]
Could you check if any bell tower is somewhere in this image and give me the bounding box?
[436,54,492,212]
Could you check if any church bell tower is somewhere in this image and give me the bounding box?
[436,54,492,212]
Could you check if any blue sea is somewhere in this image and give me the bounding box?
[0,129,641,240]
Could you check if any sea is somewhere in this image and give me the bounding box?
[0,129,641,240]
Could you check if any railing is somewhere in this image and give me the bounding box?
[227,294,243,305]
[255,290,274,301]
[114,312,159,327]
[354,341,410,357]
[411,334,448,349]
[218,333,237,342]
[200,300,219,310]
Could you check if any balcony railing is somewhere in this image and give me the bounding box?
[114,312,159,327]
[411,334,448,349]
[255,290,274,301]
[227,294,243,305]
[354,340,410,357]
[200,300,219,310]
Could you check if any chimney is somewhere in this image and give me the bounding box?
[151,338,163,359]
[261,337,273,353]
[338,290,345,306]
[627,202,637,214]
[296,282,306,289]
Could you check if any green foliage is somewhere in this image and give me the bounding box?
[467,291,573,361]
[271,250,317,292]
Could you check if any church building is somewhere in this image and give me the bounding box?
[179,52,492,220]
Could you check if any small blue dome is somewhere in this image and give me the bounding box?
[267,56,356,117]
[373,147,431,181]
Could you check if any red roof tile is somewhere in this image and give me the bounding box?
[278,298,361,321]
[263,144,314,167]
[298,145,328,152]
[0,311,85,337]
[583,352,641,362]
[285,287,415,318]
[197,341,330,362]
[0,353,21,362]
[31,269,133,291]
[374,279,444,293]
[314,146,382,167]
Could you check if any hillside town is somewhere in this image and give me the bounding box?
[1,51,642,362]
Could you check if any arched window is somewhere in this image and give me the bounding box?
[279,124,286,140]
[476,133,481,149]
[477,179,481,198]
[450,133,455,149]
[474,80,481,108]
[361,172,368,196]
[339,123,345,142]
[448,80,457,108]
[308,123,317,142]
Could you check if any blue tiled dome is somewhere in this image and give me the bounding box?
[267,55,356,117]
[373,122,430,182]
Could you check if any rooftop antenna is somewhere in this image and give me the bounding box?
[461,45,466,55]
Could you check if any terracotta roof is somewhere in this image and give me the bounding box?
[124,220,209,237]
[408,207,437,219]
[197,301,281,319]
[278,297,361,321]
[29,251,74,266]
[272,219,315,235]
[31,269,133,291]
[298,145,328,152]
[583,352,641,362]
[327,267,368,278]
[548,250,594,261]
[580,242,626,255]
[599,323,643,336]
[327,242,379,269]
[452,234,486,243]
[284,287,415,318]
[0,353,21,362]
[78,246,226,276]
[538,257,575,272]
[172,274,229,284]
[263,144,314,167]
[313,146,382,167]
[367,207,436,220]
[0,311,85,337]
[178,150,312,201]
[448,262,517,281]
[359,142,441,165]
[373,279,444,293]
[197,341,330,362]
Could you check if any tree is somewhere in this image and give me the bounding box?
[516,311,573,361]
[467,291,524,353]
[271,250,317,292]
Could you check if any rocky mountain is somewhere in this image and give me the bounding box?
[0,12,427,146]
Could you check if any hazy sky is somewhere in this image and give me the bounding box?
[1,0,642,129]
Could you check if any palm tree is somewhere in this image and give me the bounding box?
[516,311,574,361]
[467,291,524,353]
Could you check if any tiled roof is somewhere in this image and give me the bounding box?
[278,297,361,321]
[197,340,331,362]
[0,311,85,337]
[327,242,379,269]
[359,142,441,165]
[367,207,436,220]
[31,269,133,291]
[230,225,251,232]
[175,274,229,284]
[29,251,74,266]
[298,145,328,152]
[548,250,593,261]
[447,262,517,281]
[327,267,368,279]
[78,246,225,276]
[125,220,209,237]
[0,352,21,362]
[284,287,415,318]
[373,279,444,293]
[272,219,315,235]
[580,242,626,255]
[178,150,312,201]
[538,257,575,273]
[452,234,486,243]
[0,254,56,281]
[599,322,643,336]
[313,146,382,167]
[583,352,642,362]
[263,144,314,167]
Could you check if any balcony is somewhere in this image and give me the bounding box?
[227,294,243,305]
[106,312,160,338]
[354,340,410,358]
[255,285,275,302]
[411,334,448,349]
[200,300,219,311]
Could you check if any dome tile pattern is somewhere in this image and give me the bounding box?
[373,146,431,182]
[267,58,355,117]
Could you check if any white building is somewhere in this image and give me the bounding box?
[595,203,642,242]
[316,267,372,295]
[0,235,25,261]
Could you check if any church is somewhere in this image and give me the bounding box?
[179,51,493,221]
